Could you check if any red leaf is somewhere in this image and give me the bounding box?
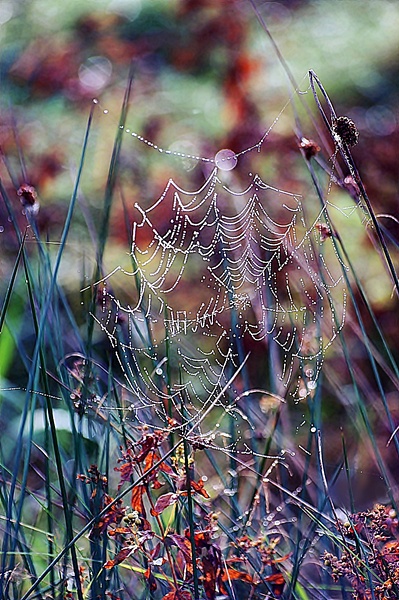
[177,592,192,600]
[145,450,173,475]
[264,573,285,584]
[159,460,174,475]
[135,431,166,463]
[144,567,157,592]
[264,572,285,597]
[167,533,193,561]
[271,552,291,564]
[175,549,188,580]
[139,530,156,545]
[191,529,211,548]
[131,485,146,514]
[144,450,157,472]
[190,479,210,499]
[150,540,162,560]
[150,492,179,516]
[219,566,253,595]
[104,546,135,569]
[115,459,134,488]
[108,526,131,536]
[139,517,152,531]
[223,567,253,585]
[162,590,192,600]
[202,556,217,600]
[89,495,125,539]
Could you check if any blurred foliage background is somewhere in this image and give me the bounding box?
[1,0,399,298]
[0,0,399,509]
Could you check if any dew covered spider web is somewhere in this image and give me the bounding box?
[90,88,348,445]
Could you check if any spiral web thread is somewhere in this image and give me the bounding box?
[92,150,347,441]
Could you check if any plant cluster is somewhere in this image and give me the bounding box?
[74,428,288,600]
[1,4,399,600]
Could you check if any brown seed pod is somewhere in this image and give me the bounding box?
[17,183,37,207]
[332,116,359,147]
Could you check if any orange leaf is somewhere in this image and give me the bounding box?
[144,450,157,472]
[167,533,193,561]
[190,479,210,499]
[224,567,253,584]
[108,526,131,536]
[264,572,285,597]
[131,485,146,514]
[145,450,173,475]
[272,552,291,564]
[202,557,217,600]
[219,566,253,595]
[192,529,211,548]
[264,573,285,584]
[104,546,135,569]
[115,459,134,488]
[89,495,125,539]
[162,590,192,600]
[144,566,157,592]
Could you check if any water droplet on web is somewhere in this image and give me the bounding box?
[0,226,4,233]
[214,149,237,171]
[155,368,163,376]
[310,426,317,433]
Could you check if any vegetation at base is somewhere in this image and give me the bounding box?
[1,2,399,599]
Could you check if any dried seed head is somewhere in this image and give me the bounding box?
[332,116,359,147]
[17,184,37,207]
[17,183,39,215]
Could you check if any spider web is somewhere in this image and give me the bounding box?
[93,138,347,433]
